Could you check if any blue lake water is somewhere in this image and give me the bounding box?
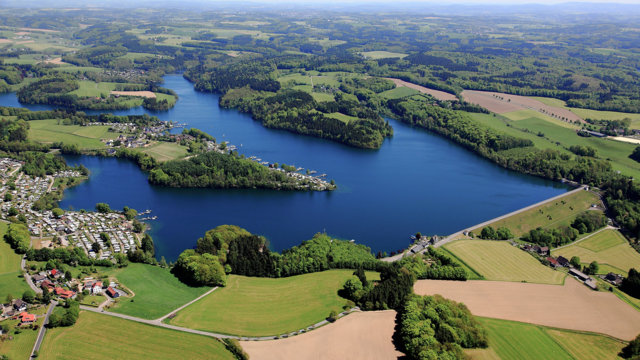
[0,75,569,260]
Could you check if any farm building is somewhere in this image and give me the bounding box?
[604,273,624,286]
[106,287,119,298]
[547,257,560,268]
[556,256,570,267]
[569,268,590,281]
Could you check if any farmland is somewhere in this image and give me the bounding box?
[552,229,640,274]
[414,278,640,340]
[38,311,235,360]
[531,96,640,128]
[0,221,30,301]
[28,119,118,149]
[106,263,210,320]
[443,240,566,284]
[240,310,403,360]
[168,270,374,336]
[469,189,601,237]
[468,318,625,360]
[360,50,407,59]
[139,142,189,162]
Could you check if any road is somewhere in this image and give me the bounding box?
[21,256,43,294]
[31,300,57,358]
[434,185,588,249]
[78,304,360,342]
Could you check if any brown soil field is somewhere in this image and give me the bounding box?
[461,90,583,123]
[385,78,458,101]
[0,39,11,44]
[19,27,59,33]
[240,311,403,360]
[14,31,30,36]
[43,57,66,65]
[415,278,640,340]
[110,91,156,98]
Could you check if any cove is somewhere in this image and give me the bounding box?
[0,75,569,260]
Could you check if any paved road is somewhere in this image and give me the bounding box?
[31,300,57,358]
[21,256,43,294]
[79,305,360,341]
[434,185,588,249]
[155,286,218,322]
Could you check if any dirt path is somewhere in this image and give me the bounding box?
[414,277,640,340]
[384,78,458,101]
[155,286,218,322]
[240,310,403,360]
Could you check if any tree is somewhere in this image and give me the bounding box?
[159,256,168,268]
[480,226,497,240]
[22,289,35,303]
[7,207,18,217]
[327,310,338,322]
[141,234,154,255]
[5,293,14,303]
[99,232,110,242]
[570,256,581,268]
[620,333,640,359]
[91,242,101,253]
[95,203,111,213]
[588,261,599,275]
[4,193,13,202]
[52,208,64,218]
[415,232,422,240]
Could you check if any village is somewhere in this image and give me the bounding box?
[0,158,142,261]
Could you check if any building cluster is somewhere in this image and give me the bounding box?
[0,158,140,261]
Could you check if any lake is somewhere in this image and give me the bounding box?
[0,75,569,260]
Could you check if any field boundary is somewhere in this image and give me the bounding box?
[439,245,484,279]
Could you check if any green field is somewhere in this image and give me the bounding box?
[502,109,577,129]
[379,86,419,99]
[472,189,600,237]
[169,270,370,336]
[38,311,234,360]
[0,222,30,301]
[360,51,408,59]
[444,240,566,284]
[106,263,210,319]
[552,229,640,275]
[0,317,44,360]
[326,112,358,123]
[139,142,188,162]
[79,294,107,307]
[468,317,624,360]
[29,120,119,149]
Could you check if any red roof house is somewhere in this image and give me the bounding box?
[19,312,36,324]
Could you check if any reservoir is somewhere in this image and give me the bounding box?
[0,75,568,260]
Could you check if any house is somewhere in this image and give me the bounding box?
[54,287,75,299]
[106,287,119,298]
[585,278,598,290]
[538,246,549,256]
[13,299,27,312]
[522,244,532,252]
[19,312,36,324]
[32,274,47,284]
[556,256,570,267]
[41,279,55,292]
[547,257,560,268]
[91,281,103,295]
[569,268,590,281]
[605,272,624,286]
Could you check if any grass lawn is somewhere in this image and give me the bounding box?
[473,189,600,237]
[360,51,407,59]
[552,229,640,275]
[0,317,43,360]
[138,142,188,162]
[169,270,366,336]
[379,86,419,99]
[326,112,358,123]
[79,294,107,307]
[38,311,234,360]
[530,96,640,128]
[502,109,576,129]
[0,222,30,301]
[106,263,209,320]
[70,80,120,97]
[444,240,565,284]
[28,119,119,149]
[468,317,624,360]
[310,92,335,102]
